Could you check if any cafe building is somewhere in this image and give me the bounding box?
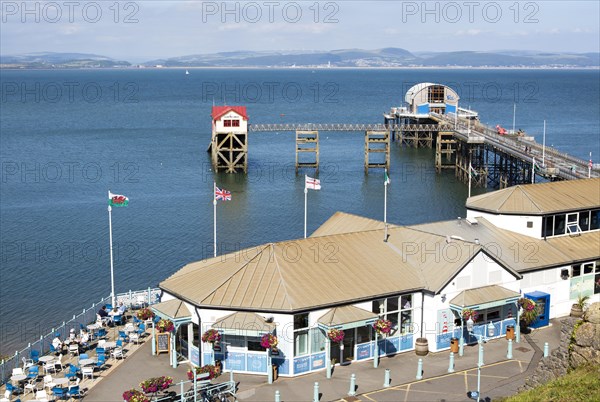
[154,178,600,377]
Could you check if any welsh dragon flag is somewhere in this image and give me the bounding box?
[109,191,129,207]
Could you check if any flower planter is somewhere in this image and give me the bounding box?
[570,304,584,318]
[415,338,429,356]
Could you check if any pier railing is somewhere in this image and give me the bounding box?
[0,288,161,386]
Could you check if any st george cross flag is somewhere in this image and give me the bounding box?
[215,187,232,201]
[108,192,129,207]
[305,175,321,190]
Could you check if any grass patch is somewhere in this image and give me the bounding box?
[499,364,600,402]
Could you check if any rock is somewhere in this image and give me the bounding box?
[585,302,600,324]
[570,345,600,368]
[574,322,596,347]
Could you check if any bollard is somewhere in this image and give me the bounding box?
[416,358,423,380]
[459,336,464,357]
[448,352,455,373]
[544,342,549,358]
[383,369,391,388]
[275,390,281,402]
[313,382,319,402]
[348,374,356,396]
[507,339,513,359]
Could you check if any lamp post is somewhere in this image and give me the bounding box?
[466,320,495,401]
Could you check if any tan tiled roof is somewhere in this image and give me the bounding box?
[160,226,480,312]
[310,211,394,237]
[212,312,275,332]
[466,178,600,215]
[412,218,600,273]
[450,285,520,308]
[152,299,191,319]
[317,305,378,328]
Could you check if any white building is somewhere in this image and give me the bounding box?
[152,178,600,377]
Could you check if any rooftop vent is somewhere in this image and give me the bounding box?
[457,217,462,226]
[474,238,480,245]
[466,217,478,225]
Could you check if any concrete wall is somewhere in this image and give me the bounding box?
[467,210,543,238]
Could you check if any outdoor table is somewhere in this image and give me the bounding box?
[87,323,101,330]
[103,341,116,349]
[38,355,55,363]
[53,378,69,386]
[11,374,27,383]
[79,359,94,366]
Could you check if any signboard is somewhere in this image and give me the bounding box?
[293,356,310,375]
[226,352,246,371]
[311,352,325,370]
[156,332,170,354]
[246,354,267,373]
[356,343,372,360]
[190,345,200,366]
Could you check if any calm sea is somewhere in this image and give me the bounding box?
[1,68,599,354]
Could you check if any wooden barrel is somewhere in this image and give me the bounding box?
[415,337,429,356]
[450,337,459,353]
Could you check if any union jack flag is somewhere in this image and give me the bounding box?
[215,187,232,201]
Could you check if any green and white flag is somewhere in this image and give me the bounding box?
[109,191,129,207]
[469,163,478,178]
[384,169,391,185]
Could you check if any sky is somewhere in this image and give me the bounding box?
[1,0,599,62]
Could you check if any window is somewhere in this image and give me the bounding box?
[567,213,581,235]
[310,328,325,354]
[192,323,200,347]
[400,295,413,335]
[542,210,600,238]
[591,209,600,230]
[553,214,566,236]
[224,119,232,127]
[294,313,309,356]
[356,325,371,344]
[247,340,265,352]
[579,211,590,231]
[570,261,598,299]
[527,221,533,228]
[232,120,240,127]
[542,216,553,237]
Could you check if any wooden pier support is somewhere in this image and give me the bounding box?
[295,130,319,173]
[210,131,248,173]
[364,130,390,174]
[435,131,456,172]
[455,142,487,187]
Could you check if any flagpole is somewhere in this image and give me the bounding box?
[532,157,535,184]
[108,191,116,307]
[213,181,217,258]
[304,177,308,239]
[542,120,546,166]
[384,171,388,242]
[589,152,592,178]
[468,160,472,198]
[512,103,516,134]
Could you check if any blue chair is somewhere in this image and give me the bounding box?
[79,353,89,360]
[105,304,113,311]
[7,383,22,395]
[118,331,129,343]
[112,315,122,326]
[49,344,58,355]
[97,328,107,339]
[96,347,106,358]
[52,386,67,400]
[67,385,84,399]
[27,365,39,381]
[133,316,141,324]
[30,350,40,363]
[136,323,146,336]
[65,364,79,380]
[96,354,106,370]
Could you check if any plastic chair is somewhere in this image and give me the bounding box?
[64,365,79,381]
[35,389,50,401]
[22,356,34,370]
[95,355,106,370]
[118,331,129,343]
[81,366,94,380]
[79,353,89,361]
[53,354,64,372]
[43,375,56,391]
[0,390,11,402]
[27,366,39,381]
[6,384,22,396]
[51,386,66,400]
[67,385,84,400]
[49,345,58,355]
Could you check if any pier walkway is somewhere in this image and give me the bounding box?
[246,118,599,182]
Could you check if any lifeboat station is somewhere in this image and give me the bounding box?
[153,178,600,377]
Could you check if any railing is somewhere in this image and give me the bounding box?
[0,287,161,386]
[248,123,451,132]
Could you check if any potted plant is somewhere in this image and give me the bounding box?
[156,319,175,333]
[570,294,590,318]
[201,329,221,344]
[187,364,221,381]
[461,308,478,322]
[373,319,392,335]
[123,389,149,402]
[136,308,154,321]
[139,376,173,395]
[327,328,345,344]
[260,333,278,352]
[518,298,541,329]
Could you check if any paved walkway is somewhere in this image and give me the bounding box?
[84,320,561,401]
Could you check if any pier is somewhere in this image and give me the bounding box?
[208,83,599,188]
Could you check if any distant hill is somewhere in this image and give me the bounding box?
[0,52,130,68]
[2,49,598,69]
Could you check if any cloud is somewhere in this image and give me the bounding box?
[455,29,483,36]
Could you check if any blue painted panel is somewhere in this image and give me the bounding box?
[436,332,454,350]
[225,352,246,371]
[190,346,200,366]
[293,356,311,374]
[446,104,456,113]
[417,103,430,114]
[246,354,267,373]
[203,353,213,365]
[386,337,400,355]
[214,352,225,362]
[311,352,326,370]
[272,358,289,375]
[356,343,372,360]
[377,339,386,356]
[399,334,414,351]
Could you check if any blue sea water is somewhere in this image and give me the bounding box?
[0,68,598,354]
